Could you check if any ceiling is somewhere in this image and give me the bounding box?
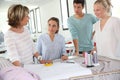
[0,0,52,12]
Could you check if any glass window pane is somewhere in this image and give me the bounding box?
[111,0,120,18]
[35,7,42,33]
[29,10,36,33]
[60,0,69,30]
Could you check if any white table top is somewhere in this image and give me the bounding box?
[24,58,92,80]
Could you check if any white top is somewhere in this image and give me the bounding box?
[4,28,36,64]
[93,17,120,60]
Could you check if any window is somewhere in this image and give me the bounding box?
[60,0,87,30]
[111,0,120,18]
[35,7,42,33]
[28,7,42,34]
[29,10,36,33]
[60,0,69,30]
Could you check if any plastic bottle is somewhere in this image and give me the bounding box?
[93,51,98,64]
[85,51,94,67]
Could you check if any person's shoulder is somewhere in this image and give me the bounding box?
[85,13,95,18]
[110,16,120,21]
[4,29,13,37]
[37,33,46,41]
[68,15,74,18]
[39,33,46,38]
[56,34,64,38]
[94,20,99,25]
[4,30,16,41]
[67,15,74,20]
[93,19,100,28]
[85,13,92,16]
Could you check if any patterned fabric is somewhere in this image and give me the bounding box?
[69,56,120,80]
[69,70,120,80]
[0,58,13,70]
[0,66,40,80]
[4,28,35,64]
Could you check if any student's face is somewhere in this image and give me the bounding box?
[48,20,58,34]
[20,14,29,26]
[73,3,83,15]
[94,3,106,18]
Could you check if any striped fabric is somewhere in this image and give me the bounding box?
[0,65,41,80]
[0,58,13,70]
[4,28,36,64]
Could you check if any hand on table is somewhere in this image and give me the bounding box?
[61,55,68,61]
[39,60,53,64]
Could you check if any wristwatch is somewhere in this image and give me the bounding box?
[37,56,42,61]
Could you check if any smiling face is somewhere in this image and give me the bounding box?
[73,3,83,15]
[94,3,108,19]
[48,20,59,34]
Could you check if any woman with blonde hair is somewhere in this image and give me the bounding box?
[93,0,120,60]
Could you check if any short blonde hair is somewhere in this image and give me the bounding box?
[94,0,112,13]
[8,4,29,28]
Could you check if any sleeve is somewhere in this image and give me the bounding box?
[93,23,97,42]
[61,36,67,56]
[32,40,36,54]
[90,14,98,24]
[36,35,42,55]
[4,34,20,63]
[113,18,120,57]
[25,28,36,55]
[67,18,78,39]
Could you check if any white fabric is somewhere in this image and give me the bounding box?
[93,17,120,60]
[4,28,36,64]
[24,61,92,80]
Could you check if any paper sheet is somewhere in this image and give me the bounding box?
[24,61,92,80]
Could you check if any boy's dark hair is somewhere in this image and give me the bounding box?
[73,0,85,7]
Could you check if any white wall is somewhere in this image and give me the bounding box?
[86,0,95,14]
[0,12,10,34]
[38,0,72,42]
[0,0,96,42]
[0,5,38,34]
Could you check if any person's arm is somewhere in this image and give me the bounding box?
[61,55,68,61]
[34,52,53,64]
[92,30,95,40]
[12,61,21,66]
[73,39,79,56]
[90,14,98,24]
[60,35,68,60]
[4,33,21,66]
[67,18,79,56]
